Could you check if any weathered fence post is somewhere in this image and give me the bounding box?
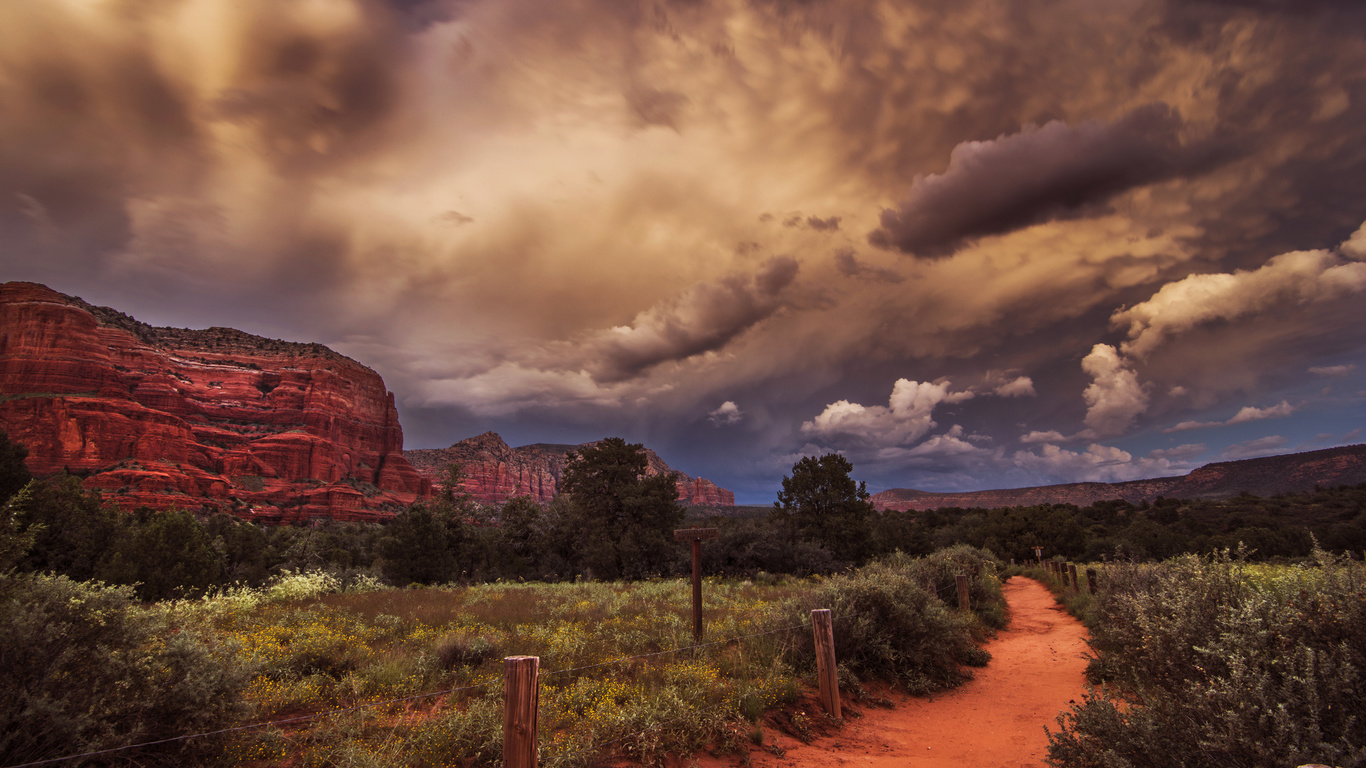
[504,656,540,768]
[673,527,719,640]
[1086,568,1098,595]
[811,609,841,719]
[956,574,970,610]
[1068,564,1079,592]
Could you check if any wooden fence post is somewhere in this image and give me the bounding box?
[504,656,540,768]
[674,527,719,640]
[1068,564,1079,592]
[811,609,841,719]
[955,574,970,610]
[1086,568,1098,595]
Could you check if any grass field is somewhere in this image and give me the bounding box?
[79,545,1000,767]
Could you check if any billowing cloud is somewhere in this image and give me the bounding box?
[583,256,799,381]
[1011,443,1187,484]
[803,379,975,447]
[1020,430,1067,444]
[1081,344,1149,436]
[1343,223,1366,260]
[708,401,743,426]
[1228,400,1294,424]
[1113,246,1366,359]
[993,376,1036,398]
[868,105,1207,258]
[1164,400,1295,432]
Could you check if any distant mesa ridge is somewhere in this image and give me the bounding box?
[0,281,429,522]
[404,431,736,507]
[872,443,1366,511]
[0,281,733,519]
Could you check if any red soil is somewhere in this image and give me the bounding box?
[702,576,1092,768]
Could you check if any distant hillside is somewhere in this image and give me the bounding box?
[405,431,735,507]
[872,444,1366,512]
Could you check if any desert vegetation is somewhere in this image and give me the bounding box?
[0,546,1005,767]
[1013,552,1366,768]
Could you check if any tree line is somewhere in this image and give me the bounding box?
[3,428,1364,600]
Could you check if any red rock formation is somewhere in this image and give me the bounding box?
[871,443,1366,512]
[405,432,736,507]
[0,281,429,521]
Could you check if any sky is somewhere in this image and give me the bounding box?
[4,0,1366,504]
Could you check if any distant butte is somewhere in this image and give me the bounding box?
[872,443,1366,511]
[0,281,429,522]
[404,431,736,507]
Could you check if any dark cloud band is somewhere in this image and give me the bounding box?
[869,104,1202,258]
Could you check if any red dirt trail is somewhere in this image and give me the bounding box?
[703,576,1092,768]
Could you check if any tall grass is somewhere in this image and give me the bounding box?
[4,551,1007,767]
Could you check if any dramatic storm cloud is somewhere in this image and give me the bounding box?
[5,0,1366,501]
[869,105,1207,258]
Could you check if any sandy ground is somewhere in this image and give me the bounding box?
[698,576,1092,768]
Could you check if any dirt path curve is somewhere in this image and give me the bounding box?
[707,576,1092,768]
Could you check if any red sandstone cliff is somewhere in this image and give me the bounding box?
[0,281,429,522]
[871,443,1366,512]
[404,431,735,507]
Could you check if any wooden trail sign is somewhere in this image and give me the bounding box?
[674,527,719,640]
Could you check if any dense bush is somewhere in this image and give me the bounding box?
[0,573,248,767]
[787,546,1003,693]
[1047,550,1366,768]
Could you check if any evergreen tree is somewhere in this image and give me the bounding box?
[560,438,683,580]
[772,453,875,563]
[101,508,226,600]
[380,502,460,584]
[10,474,119,581]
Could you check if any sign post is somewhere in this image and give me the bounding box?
[673,527,719,640]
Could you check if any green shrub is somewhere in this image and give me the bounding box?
[435,629,500,670]
[1048,550,1366,768]
[786,551,1000,694]
[0,573,248,767]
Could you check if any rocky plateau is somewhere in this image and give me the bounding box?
[404,431,736,507]
[0,281,429,522]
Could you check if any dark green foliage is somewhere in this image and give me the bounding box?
[1048,551,1366,768]
[205,512,273,583]
[10,474,119,581]
[867,484,1366,565]
[380,501,462,584]
[560,437,684,580]
[698,517,838,576]
[101,508,226,601]
[786,547,1005,693]
[772,453,875,563]
[0,429,31,504]
[0,573,248,767]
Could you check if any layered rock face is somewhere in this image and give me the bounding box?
[0,282,429,522]
[872,443,1366,512]
[405,432,735,507]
